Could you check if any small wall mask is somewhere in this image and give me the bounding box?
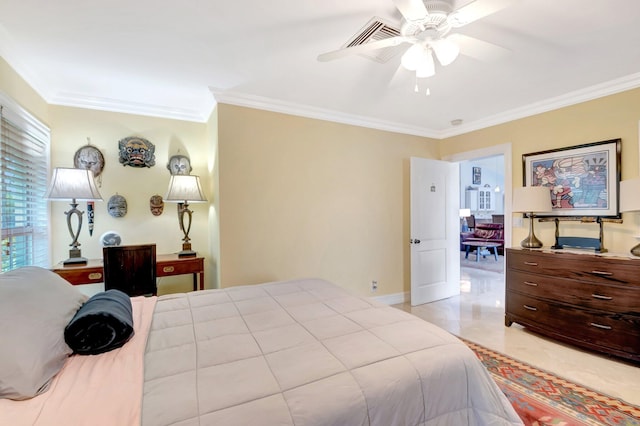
[74,145,105,178]
[150,194,164,216]
[118,136,156,168]
[107,194,128,218]
[167,154,192,175]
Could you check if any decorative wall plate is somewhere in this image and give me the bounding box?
[100,231,122,247]
[74,145,105,177]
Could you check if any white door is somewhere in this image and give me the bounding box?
[410,157,460,306]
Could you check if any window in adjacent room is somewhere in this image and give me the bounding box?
[0,93,50,272]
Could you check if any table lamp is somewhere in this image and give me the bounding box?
[620,177,640,256]
[164,175,207,257]
[512,186,552,248]
[45,168,103,265]
[459,208,471,232]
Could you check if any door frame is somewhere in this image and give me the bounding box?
[443,143,513,252]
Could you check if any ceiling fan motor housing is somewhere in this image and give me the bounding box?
[401,0,454,38]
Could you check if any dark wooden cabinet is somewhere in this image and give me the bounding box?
[505,248,640,362]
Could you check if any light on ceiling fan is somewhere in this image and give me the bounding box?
[401,44,426,71]
[432,38,460,66]
[416,50,435,78]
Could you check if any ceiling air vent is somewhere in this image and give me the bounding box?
[343,17,402,63]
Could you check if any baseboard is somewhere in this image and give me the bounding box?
[369,291,408,305]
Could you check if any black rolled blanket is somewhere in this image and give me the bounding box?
[64,289,134,355]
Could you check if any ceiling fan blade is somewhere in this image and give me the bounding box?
[449,33,510,62]
[317,36,412,62]
[449,0,517,27]
[393,0,428,21]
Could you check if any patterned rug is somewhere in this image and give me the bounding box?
[464,339,640,426]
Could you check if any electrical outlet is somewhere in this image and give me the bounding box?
[371,280,378,292]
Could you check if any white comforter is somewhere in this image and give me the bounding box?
[142,278,522,425]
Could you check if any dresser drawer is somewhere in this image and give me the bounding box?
[507,270,640,315]
[506,292,640,356]
[506,250,638,286]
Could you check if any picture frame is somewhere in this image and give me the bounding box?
[522,138,621,218]
[472,166,481,185]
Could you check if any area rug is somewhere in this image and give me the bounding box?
[464,339,640,426]
[459,251,505,274]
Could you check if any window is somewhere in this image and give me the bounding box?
[1,93,50,272]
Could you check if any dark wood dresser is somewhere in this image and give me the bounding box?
[505,247,640,362]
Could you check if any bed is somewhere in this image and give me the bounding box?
[0,267,522,425]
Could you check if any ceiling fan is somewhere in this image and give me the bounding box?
[318,0,513,80]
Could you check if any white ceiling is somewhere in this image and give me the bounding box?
[2,0,640,138]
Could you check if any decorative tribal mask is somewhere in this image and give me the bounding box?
[150,194,164,216]
[118,136,156,168]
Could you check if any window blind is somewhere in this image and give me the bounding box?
[0,94,50,271]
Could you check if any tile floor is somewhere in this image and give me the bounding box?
[393,258,640,406]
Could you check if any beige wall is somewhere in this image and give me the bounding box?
[439,88,640,254]
[0,57,49,124]
[218,104,439,296]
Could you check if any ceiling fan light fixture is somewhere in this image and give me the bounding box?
[432,38,459,66]
[401,44,426,71]
[415,50,435,78]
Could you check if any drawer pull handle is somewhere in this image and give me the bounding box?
[163,266,175,273]
[590,270,613,276]
[524,281,538,287]
[591,294,613,300]
[88,272,102,280]
[524,262,538,266]
[523,305,538,311]
[590,322,612,330]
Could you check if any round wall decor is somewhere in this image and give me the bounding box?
[74,145,105,178]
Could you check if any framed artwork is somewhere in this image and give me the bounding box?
[522,138,621,217]
[472,166,481,185]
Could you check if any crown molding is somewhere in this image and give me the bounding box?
[438,72,640,139]
[210,89,442,139]
[48,92,215,123]
[214,73,640,140]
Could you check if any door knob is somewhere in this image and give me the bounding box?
[410,239,421,244]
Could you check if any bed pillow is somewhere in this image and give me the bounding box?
[0,266,88,400]
[65,289,134,355]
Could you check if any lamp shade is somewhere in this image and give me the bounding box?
[512,186,552,213]
[459,208,471,218]
[620,178,640,212]
[164,175,207,203]
[45,168,103,201]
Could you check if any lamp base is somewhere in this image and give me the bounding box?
[63,256,88,266]
[521,213,543,249]
[178,242,197,258]
[520,235,543,249]
[631,243,640,257]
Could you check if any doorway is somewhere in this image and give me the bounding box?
[444,143,513,273]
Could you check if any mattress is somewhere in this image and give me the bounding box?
[142,278,522,425]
